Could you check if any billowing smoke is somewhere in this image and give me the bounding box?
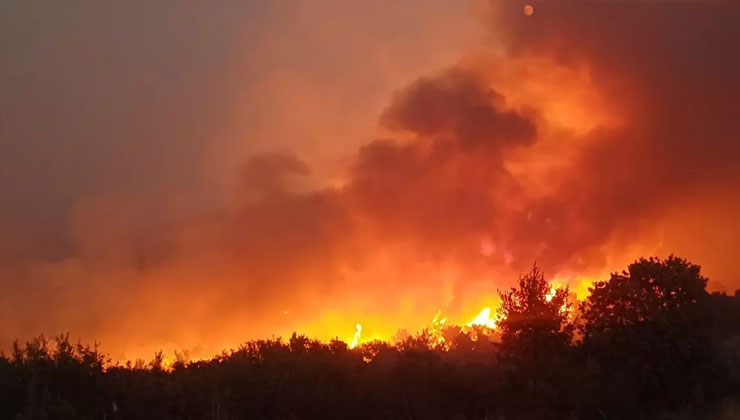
[1,1,739,359]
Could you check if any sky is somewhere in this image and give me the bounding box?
[1,0,739,361]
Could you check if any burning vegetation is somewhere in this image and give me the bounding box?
[3,256,740,419]
[2,2,740,419]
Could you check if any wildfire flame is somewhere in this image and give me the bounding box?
[430,310,448,345]
[349,323,362,349]
[545,283,572,315]
[545,286,557,302]
[344,280,584,351]
[121,280,587,362]
[467,307,498,329]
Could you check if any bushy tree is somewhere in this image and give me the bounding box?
[579,256,715,415]
[496,264,574,401]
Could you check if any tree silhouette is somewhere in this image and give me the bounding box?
[579,256,715,415]
[496,264,574,401]
[2,257,739,419]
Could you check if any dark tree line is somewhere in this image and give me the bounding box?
[2,256,739,419]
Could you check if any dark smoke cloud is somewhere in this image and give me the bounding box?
[482,0,740,269]
[381,69,537,150]
[344,0,740,277]
[346,69,536,257]
[2,0,739,357]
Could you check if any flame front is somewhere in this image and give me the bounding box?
[349,323,362,349]
[467,307,498,329]
[342,280,584,350]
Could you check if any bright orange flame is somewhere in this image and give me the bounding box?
[115,279,593,365]
[430,310,448,345]
[545,285,557,302]
[161,355,175,371]
[467,307,498,329]
[431,310,448,327]
[545,283,573,315]
[349,323,362,349]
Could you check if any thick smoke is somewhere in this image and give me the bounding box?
[2,1,739,358]
[483,0,740,270]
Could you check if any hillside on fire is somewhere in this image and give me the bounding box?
[3,256,740,420]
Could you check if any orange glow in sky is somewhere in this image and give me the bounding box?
[1,0,739,363]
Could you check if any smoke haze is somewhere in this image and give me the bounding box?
[1,0,738,360]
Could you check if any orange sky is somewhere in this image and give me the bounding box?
[1,1,739,362]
